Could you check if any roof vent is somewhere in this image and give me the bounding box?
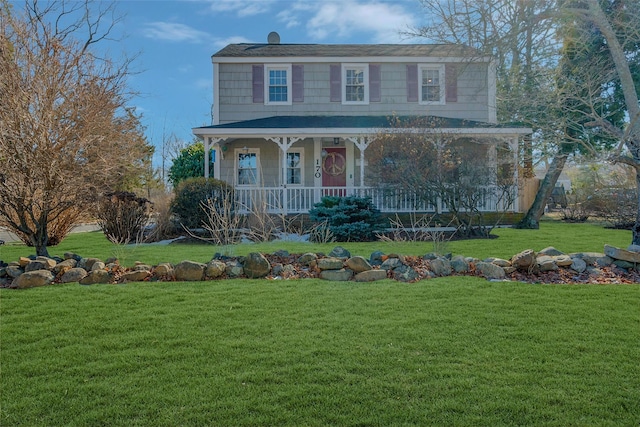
[267,31,280,44]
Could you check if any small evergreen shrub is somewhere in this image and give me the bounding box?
[308,196,386,242]
[171,177,234,230]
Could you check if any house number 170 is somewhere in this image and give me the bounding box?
[315,159,321,178]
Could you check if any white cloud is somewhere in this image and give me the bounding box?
[276,10,300,29]
[211,36,253,50]
[141,22,212,43]
[204,0,275,17]
[284,1,417,43]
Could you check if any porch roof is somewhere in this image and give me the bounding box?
[193,115,531,139]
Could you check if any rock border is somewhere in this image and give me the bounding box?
[1,244,639,289]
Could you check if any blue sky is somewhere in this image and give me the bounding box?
[119,0,427,166]
[13,0,428,166]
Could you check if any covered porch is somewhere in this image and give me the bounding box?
[192,115,530,215]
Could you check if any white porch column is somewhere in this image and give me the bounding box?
[511,136,520,212]
[313,138,322,205]
[267,136,302,215]
[205,137,225,179]
[204,137,210,178]
[348,136,372,188]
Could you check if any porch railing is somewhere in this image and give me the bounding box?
[233,186,518,214]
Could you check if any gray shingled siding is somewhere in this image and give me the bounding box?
[217,62,489,124]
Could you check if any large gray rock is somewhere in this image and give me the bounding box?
[320,268,353,281]
[511,249,536,270]
[317,257,344,271]
[6,265,24,279]
[121,270,151,282]
[345,256,372,273]
[25,257,57,272]
[154,263,174,278]
[225,261,244,278]
[392,265,419,282]
[54,258,77,273]
[450,255,470,273]
[297,253,318,266]
[380,258,402,271]
[476,262,506,280]
[328,246,351,259]
[354,269,388,282]
[14,270,55,289]
[91,261,106,272]
[570,257,587,273]
[537,255,558,272]
[174,260,205,281]
[539,246,564,256]
[604,244,640,264]
[571,252,613,267]
[243,252,271,278]
[369,251,385,266]
[79,269,112,285]
[553,255,573,267]
[84,258,103,271]
[60,268,88,283]
[429,257,452,277]
[205,260,226,278]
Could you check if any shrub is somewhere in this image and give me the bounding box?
[308,196,386,242]
[96,192,153,244]
[171,177,234,230]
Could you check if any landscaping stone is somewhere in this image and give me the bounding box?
[106,257,119,264]
[537,255,558,272]
[320,268,353,281]
[345,256,372,273]
[511,249,536,270]
[570,257,587,273]
[491,258,511,268]
[613,260,635,270]
[174,260,205,281]
[54,258,77,273]
[18,257,31,267]
[225,261,244,278]
[553,255,573,267]
[154,263,174,277]
[297,253,318,266]
[369,251,384,266]
[423,253,439,260]
[604,244,640,264]
[539,246,564,256]
[273,249,289,257]
[328,246,351,259]
[476,262,506,280]
[91,261,106,271]
[133,264,152,272]
[281,264,296,277]
[64,252,82,261]
[354,269,388,282]
[121,270,151,282]
[243,252,271,278]
[6,265,24,278]
[79,269,111,285]
[429,257,452,277]
[60,267,88,283]
[380,258,402,271]
[14,270,55,289]
[392,265,419,282]
[571,252,613,267]
[450,255,470,273]
[26,257,57,272]
[317,257,344,271]
[84,258,102,271]
[627,244,640,253]
[271,264,283,276]
[205,260,226,278]
[0,267,6,278]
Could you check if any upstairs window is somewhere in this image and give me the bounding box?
[342,64,369,104]
[265,65,292,105]
[419,64,445,105]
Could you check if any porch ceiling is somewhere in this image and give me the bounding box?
[192,115,532,140]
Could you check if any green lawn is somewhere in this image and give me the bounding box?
[2,221,639,425]
[1,278,639,426]
[0,220,633,266]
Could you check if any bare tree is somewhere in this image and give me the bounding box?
[560,0,640,243]
[0,0,152,256]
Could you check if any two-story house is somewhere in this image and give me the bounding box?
[192,32,531,215]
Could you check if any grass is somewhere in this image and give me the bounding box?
[0,219,633,266]
[2,278,639,426]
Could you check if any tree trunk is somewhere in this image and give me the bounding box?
[33,223,50,257]
[633,168,640,246]
[516,153,568,229]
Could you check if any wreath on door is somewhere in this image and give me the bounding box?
[322,152,346,176]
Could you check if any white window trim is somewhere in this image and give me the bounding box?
[342,63,369,105]
[284,148,304,186]
[264,64,292,105]
[418,64,445,105]
[234,148,261,186]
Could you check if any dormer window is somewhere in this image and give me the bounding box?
[342,64,369,104]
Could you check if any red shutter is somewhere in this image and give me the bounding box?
[406,64,418,102]
[252,65,264,103]
[330,64,341,102]
[292,64,304,103]
[369,64,381,102]
[445,64,458,103]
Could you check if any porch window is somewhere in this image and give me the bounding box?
[265,65,292,105]
[286,150,303,185]
[419,65,445,105]
[343,64,368,104]
[236,149,260,186]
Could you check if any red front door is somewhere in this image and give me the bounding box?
[322,147,346,196]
